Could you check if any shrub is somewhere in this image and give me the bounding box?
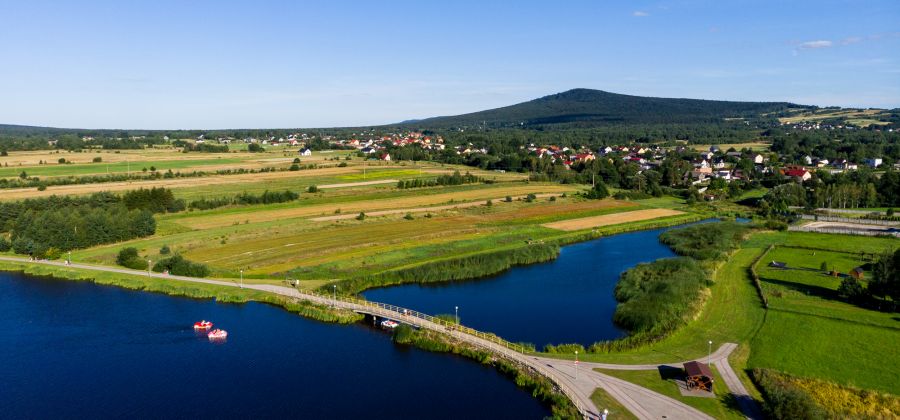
[307,185,319,193]
[752,369,824,420]
[765,219,788,231]
[403,213,414,220]
[116,247,147,270]
[92,156,102,163]
[338,162,348,167]
[58,158,66,164]
[0,237,10,252]
[247,143,264,152]
[289,164,300,171]
[486,199,493,207]
[584,181,610,199]
[505,196,513,202]
[292,158,301,163]
[152,254,210,277]
[37,184,46,191]
[356,212,366,221]
[159,245,171,255]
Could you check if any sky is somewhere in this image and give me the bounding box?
[1,0,898,129]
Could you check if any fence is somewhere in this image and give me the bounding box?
[791,225,900,237]
[800,214,900,226]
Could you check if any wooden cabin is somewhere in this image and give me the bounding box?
[850,267,864,280]
[684,361,714,392]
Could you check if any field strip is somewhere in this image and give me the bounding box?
[309,193,562,221]
[0,166,412,200]
[317,179,398,189]
[541,208,684,231]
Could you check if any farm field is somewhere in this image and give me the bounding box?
[541,208,684,231]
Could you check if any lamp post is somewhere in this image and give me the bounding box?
[708,340,713,365]
[240,269,243,289]
[575,350,579,380]
[67,251,71,265]
[332,284,336,307]
[147,259,151,277]
[455,306,459,325]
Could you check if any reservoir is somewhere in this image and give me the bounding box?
[0,272,549,419]
[363,224,691,347]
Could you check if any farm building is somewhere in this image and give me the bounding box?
[850,267,864,280]
[683,361,714,392]
[299,148,312,156]
[769,261,787,269]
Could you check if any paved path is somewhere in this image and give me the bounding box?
[0,256,760,419]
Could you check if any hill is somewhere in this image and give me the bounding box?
[404,88,803,129]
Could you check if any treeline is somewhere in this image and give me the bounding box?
[760,169,900,213]
[117,247,210,277]
[174,140,229,153]
[0,188,186,258]
[0,166,283,191]
[396,170,484,189]
[838,248,900,312]
[768,127,900,165]
[188,190,300,210]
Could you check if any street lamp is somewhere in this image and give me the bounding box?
[575,350,579,380]
[602,408,609,420]
[67,251,71,265]
[455,306,459,325]
[708,340,713,365]
[147,259,151,277]
[332,284,336,307]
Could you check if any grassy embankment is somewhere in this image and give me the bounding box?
[0,260,362,324]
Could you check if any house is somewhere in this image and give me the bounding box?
[684,361,714,392]
[784,168,811,182]
[751,153,766,164]
[850,267,864,280]
[380,153,391,161]
[865,158,883,168]
[803,155,814,165]
[299,148,312,156]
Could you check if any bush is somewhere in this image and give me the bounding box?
[58,158,66,164]
[152,254,210,277]
[505,196,513,202]
[289,164,300,171]
[292,158,301,163]
[92,156,102,163]
[765,219,788,231]
[584,181,610,199]
[752,369,824,420]
[247,143,264,153]
[356,212,366,221]
[338,162,348,167]
[307,185,319,193]
[837,277,868,303]
[0,237,10,252]
[159,244,171,255]
[116,247,147,270]
[404,213,414,220]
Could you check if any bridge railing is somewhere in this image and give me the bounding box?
[301,289,529,354]
[297,288,589,418]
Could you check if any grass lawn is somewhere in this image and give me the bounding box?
[590,388,637,419]
[751,242,900,393]
[594,367,745,419]
[0,157,245,178]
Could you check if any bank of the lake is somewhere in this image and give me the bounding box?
[0,272,551,419]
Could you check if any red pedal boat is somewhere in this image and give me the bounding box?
[208,329,228,340]
[193,320,213,330]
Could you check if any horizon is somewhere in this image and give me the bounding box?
[2,1,899,129]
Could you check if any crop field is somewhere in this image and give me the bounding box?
[541,208,683,231]
[778,108,891,127]
[751,241,900,393]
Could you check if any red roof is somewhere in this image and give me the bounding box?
[784,169,808,177]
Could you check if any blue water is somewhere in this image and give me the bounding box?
[364,224,698,347]
[0,273,549,419]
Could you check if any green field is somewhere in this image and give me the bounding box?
[0,157,245,178]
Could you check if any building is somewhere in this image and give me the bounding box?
[783,168,811,182]
[299,148,312,156]
[684,361,714,392]
[865,158,883,168]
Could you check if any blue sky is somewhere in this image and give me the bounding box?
[1,0,898,129]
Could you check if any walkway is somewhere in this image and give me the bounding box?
[0,256,761,419]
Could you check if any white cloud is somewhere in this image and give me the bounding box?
[798,40,832,49]
[632,10,649,17]
[841,36,863,45]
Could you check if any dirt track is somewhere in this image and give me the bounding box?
[541,208,684,231]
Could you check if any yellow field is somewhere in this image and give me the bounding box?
[541,208,684,231]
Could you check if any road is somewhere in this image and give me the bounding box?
[0,256,761,419]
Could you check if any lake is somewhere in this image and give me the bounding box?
[0,272,549,419]
[363,224,698,347]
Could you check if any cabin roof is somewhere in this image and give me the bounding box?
[684,361,714,378]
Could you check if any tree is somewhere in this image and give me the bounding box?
[837,277,867,303]
[356,212,366,221]
[870,249,900,309]
[307,185,318,193]
[289,164,300,171]
[584,180,609,199]
[820,261,828,272]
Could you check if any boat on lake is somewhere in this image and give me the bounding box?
[208,329,228,340]
[380,320,399,329]
[194,320,213,330]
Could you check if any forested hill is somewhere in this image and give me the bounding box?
[405,88,803,129]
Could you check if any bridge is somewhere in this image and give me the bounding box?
[0,256,761,419]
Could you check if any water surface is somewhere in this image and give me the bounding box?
[0,273,549,419]
[364,224,697,347]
